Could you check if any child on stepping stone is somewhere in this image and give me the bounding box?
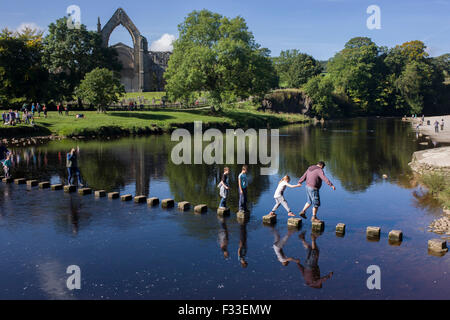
[2,153,12,178]
[269,175,301,217]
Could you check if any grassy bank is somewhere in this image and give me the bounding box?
[0,109,309,138]
[419,173,450,209]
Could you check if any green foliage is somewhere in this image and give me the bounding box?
[0,28,48,105]
[421,173,448,195]
[75,68,125,112]
[42,17,121,102]
[273,50,322,88]
[303,75,337,118]
[164,10,278,108]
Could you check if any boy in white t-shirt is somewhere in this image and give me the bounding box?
[269,175,301,217]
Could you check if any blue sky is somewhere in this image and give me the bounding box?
[1,0,449,60]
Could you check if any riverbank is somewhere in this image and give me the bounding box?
[409,146,450,237]
[409,115,450,143]
[0,109,310,146]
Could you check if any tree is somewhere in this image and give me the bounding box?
[0,28,49,106]
[42,17,121,103]
[327,37,383,113]
[164,10,278,108]
[303,75,338,119]
[273,50,322,88]
[75,68,125,112]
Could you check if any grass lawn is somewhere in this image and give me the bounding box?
[122,92,166,101]
[1,109,309,138]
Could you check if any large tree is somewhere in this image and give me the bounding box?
[274,50,322,88]
[164,10,278,107]
[327,37,384,113]
[75,68,125,112]
[42,17,121,103]
[0,28,49,106]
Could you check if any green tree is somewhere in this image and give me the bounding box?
[327,37,383,113]
[164,10,278,108]
[0,28,49,106]
[75,68,125,112]
[42,17,121,103]
[303,75,338,118]
[273,50,322,88]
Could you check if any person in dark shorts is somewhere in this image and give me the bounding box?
[298,161,336,222]
[297,232,333,289]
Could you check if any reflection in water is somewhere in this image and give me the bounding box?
[1,118,449,299]
[238,222,248,268]
[271,227,299,266]
[218,217,229,259]
[298,232,333,289]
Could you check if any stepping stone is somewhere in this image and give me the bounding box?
[237,210,250,220]
[147,197,160,207]
[388,230,403,243]
[26,180,38,187]
[194,204,208,214]
[78,188,92,195]
[161,199,175,208]
[14,178,26,185]
[366,226,381,239]
[134,195,147,203]
[428,239,448,255]
[312,220,325,232]
[2,177,13,183]
[108,192,120,199]
[121,194,133,201]
[64,185,77,193]
[178,201,191,211]
[39,181,51,189]
[287,218,302,229]
[336,223,346,235]
[95,190,106,198]
[51,184,63,190]
[217,207,230,216]
[263,214,277,225]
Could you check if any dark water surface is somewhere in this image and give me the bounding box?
[0,118,448,299]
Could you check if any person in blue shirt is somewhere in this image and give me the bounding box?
[238,165,249,212]
[66,148,85,186]
[0,141,9,161]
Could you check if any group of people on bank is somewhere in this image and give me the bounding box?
[218,161,336,222]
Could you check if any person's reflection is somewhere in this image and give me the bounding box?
[218,217,229,259]
[69,197,80,235]
[271,228,299,266]
[238,222,248,268]
[297,231,333,289]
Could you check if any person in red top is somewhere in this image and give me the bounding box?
[297,161,336,222]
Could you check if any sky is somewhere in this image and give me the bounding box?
[1,0,449,60]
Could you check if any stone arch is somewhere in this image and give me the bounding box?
[101,8,147,92]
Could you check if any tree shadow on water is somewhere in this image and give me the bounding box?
[109,112,175,121]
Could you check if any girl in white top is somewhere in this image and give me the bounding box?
[269,175,301,217]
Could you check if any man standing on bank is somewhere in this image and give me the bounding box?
[298,161,336,222]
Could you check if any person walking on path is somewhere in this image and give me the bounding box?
[218,167,230,209]
[298,161,336,222]
[441,119,445,131]
[238,165,249,212]
[43,105,47,118]
[268,175,301,217]
[66,148,85,187]
[434,120,440,133]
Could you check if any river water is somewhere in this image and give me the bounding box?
[0,118,448,299]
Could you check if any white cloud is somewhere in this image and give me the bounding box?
[150,33,176,52]
[16,22,44,33]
